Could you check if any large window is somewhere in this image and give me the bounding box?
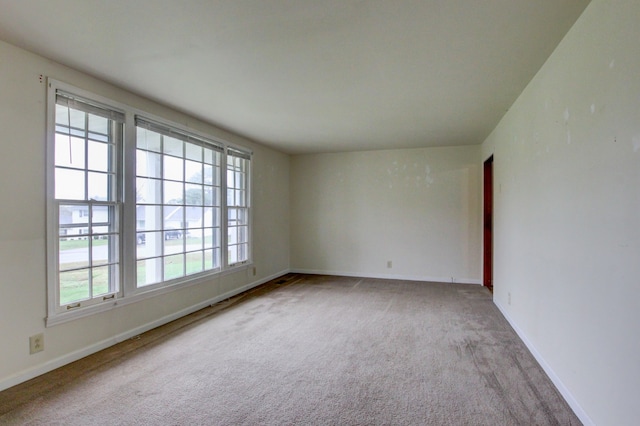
[47,80,252,324]
[51,91,123,312]
[135,119,223,287]
[227,149,250,266]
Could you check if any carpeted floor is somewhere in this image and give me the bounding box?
[0,274,580,425]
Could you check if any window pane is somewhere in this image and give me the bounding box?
[164,233,184,255]
[92,235,117,266]
[188,228,203,250]
[204,249,214,269]
[227,169,235,188]
[59,237,89,271]
[92,265,111,296]
[203,165,213,185]
[136,177,162,204]
[92,205,113,227]
[137,231,162,259]
[137,258,162,287]
[164,155,183,181]
[137,205,162,231]
[185,142,202,162]
[164,181,183,204]
[185,184,203,206]
[164,254,184,280]
[88,172,110,201]
[137,127,161,152]
[203,187,213,207]
[163,136,182,156]
[164,205,183,230]
[185,206,202,228]
[68,108,86,130]
[88,113,108,135]
[204,229,213,249]
[55,135,85,169]
[236,189,245,207]
[238,226,248,244]
[204,148,213,164]
[235,208,248,225]
[238,243,248,262]
[88,140,109,172]
[137,150,162,179]
[228,226,237,245]
[185,160,202,183]
[56,168,85,200]
[186,251,203,275]
[228,245,238,265]
[60,204,88,226]
[56,104,70,126]
[60,269,90,305]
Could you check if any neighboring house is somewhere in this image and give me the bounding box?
[59,205,108,238]
[136,205,217,240]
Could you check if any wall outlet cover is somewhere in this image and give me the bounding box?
[29,333,44,354]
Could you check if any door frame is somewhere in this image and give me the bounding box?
[483,155,493,292]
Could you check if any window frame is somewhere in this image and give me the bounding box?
[131,117,226,293]
[46,79,252,326]
[226,148,252,267]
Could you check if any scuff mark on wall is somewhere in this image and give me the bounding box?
[564,108,571,144]
[425,165,434,185]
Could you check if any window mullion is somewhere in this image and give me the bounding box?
[221,151,229,269]
[121,113,137,298]
[88,203,94,300]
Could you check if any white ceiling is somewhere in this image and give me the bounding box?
[0,0,590,154]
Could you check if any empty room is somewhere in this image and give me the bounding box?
[0,1,638,424]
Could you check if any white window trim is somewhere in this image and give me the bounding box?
[46,79,253,327]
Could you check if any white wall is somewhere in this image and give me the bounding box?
[0,40,290,389]
[290,146,481,283]
[482,1,640,424]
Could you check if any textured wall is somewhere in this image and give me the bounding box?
[290,146,481,283]
[482,1,640,424]
[0,39,290,388]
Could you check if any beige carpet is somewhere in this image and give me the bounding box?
[0,274,580,425]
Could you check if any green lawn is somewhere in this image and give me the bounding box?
[60,238,108,250]
[60,237,215,304]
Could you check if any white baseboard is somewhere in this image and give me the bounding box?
[0,269,289,392]
[291,268,482,285]
[494,300,594,426]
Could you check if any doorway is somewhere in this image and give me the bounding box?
[483,155,493,292]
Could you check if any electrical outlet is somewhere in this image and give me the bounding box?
[252,267,257,276]
[29,333,44,354]
[508,292,511,305]
[387,261,392,269]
